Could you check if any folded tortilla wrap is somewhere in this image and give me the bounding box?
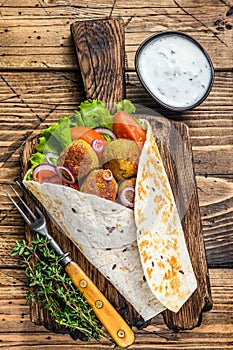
[135,121,197,312]
[23,119,197,319]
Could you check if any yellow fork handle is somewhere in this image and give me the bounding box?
[64,260,135,348]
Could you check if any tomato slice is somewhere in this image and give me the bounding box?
[113,111,146,146]
[35,170,58,184]
[70,126,105,145]
[47,175,62,184]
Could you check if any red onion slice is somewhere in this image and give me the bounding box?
[56,166,75,184]
[102,169,113,182]
[92,139,105,153]
[45,152,59,165]
[94,128,117,140]
[119,186,135,208]
[32,164,57,182]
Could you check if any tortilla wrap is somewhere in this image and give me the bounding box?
[135,121,197,312]
[23,119,196,319]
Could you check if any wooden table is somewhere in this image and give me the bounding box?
[0,1,232,349]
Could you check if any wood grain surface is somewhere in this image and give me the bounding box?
[17,18,213,335]
[71,18,126,103]
[0,1,232,349]
[0,1,232,70]
[0,269,232,349]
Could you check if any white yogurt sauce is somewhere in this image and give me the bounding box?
[137,33,212,109]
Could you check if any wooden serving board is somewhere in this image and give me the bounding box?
[21,18,212,339]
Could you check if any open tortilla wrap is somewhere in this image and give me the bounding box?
[23,119,197,320]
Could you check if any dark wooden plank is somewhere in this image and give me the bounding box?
[0,71,232,150]
[197,175,233,268]
[0,70,232,129]
[71,18,126,103]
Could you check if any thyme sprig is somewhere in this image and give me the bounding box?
[11,234,112,344]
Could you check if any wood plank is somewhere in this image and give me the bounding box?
[0,71,232,122]
[71,18,126,103]
[192,145,233,175]
[0,1,232,69]
[0,269,232,349]
[0,71,232,125]
[197,176,233,267]
[1,0,232,8]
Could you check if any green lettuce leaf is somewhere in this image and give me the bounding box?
[29,152,46,169]
[25,169,33,181]
[79,100,113,129]
[52,118,72,150]
[70,110,84,127]
[115,99,136,114]
[36,118,72,154]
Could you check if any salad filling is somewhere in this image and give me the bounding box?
[27,99,146,209]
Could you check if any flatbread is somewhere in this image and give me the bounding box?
[24,179,164,321]
[23,118,196,319]
[135,121,197,312]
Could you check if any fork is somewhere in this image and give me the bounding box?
[6,181,134,348]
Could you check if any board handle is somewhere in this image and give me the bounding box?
[65,261,135,348]
[71,18,126,104]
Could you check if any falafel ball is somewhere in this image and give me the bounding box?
[118,177,136,194]
[103,139,140,181]
[80,169,117,202]
[58,139,98,181]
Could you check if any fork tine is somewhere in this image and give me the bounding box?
[15,181,45,219]
[5,190,32,225]
[9,185,38,221]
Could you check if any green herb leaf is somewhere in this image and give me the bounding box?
[11,236,111,344]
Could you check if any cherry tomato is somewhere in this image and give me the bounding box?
[35,170,58,184]
[113,111,146,147]
[70,126,105,145]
